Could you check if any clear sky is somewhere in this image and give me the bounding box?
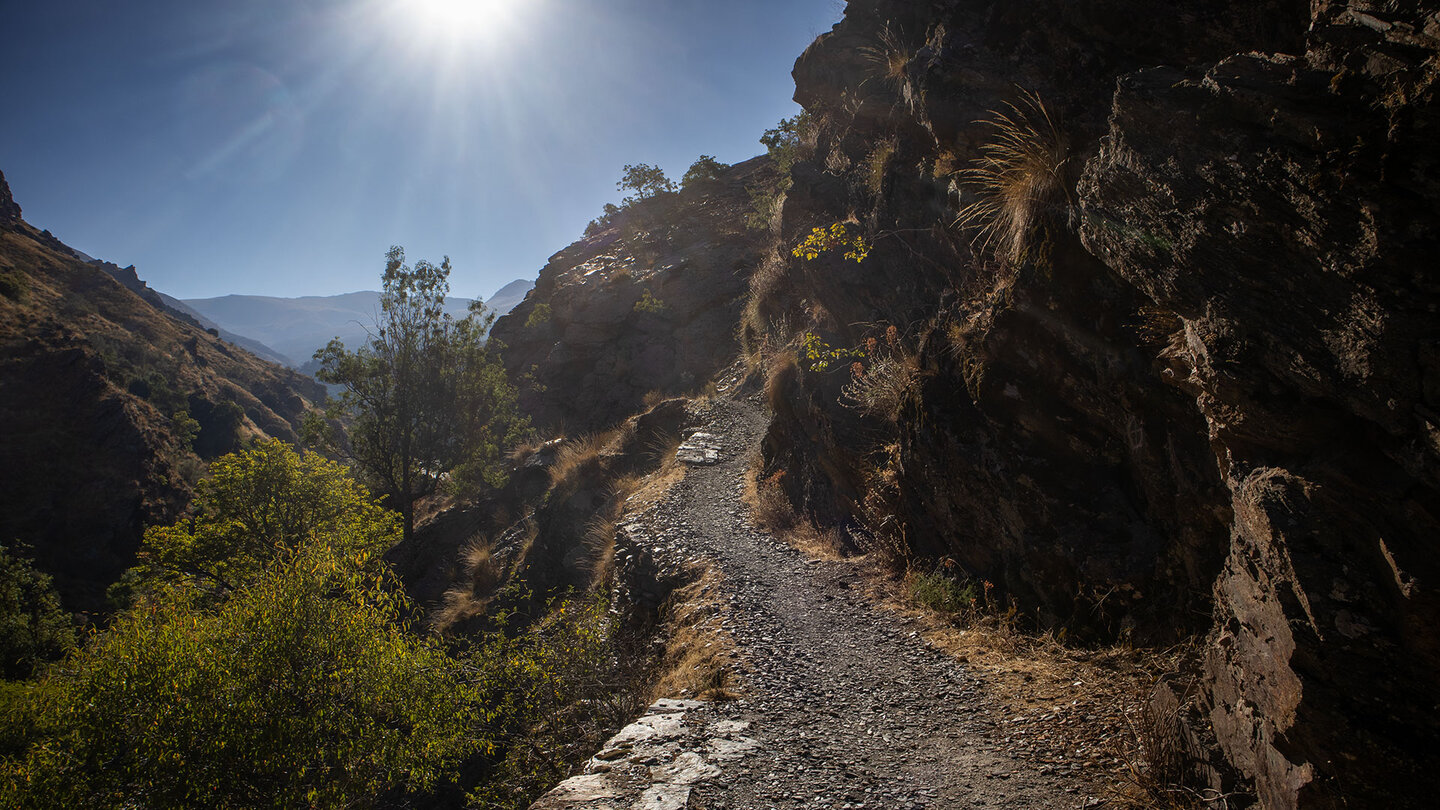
[0,0,843,299]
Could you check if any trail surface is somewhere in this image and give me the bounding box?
[535,395,1098,810]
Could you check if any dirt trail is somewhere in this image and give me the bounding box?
[536,394,1102,809]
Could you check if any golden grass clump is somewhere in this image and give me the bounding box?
[859,22,910,85]
[955,89,1072,264]
[650,567,737,701]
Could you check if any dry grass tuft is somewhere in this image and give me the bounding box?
[650,567,738,701]
[741,457,848,561]
[840,353,917,421]
[548,426,629,489]
[955,89,1072,264]
[762,351,800,416]
[860,22,910,85]
[866,138,898,196]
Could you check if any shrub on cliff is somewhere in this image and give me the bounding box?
[681,155,728,189]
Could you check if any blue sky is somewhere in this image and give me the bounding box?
[0,0,842,299]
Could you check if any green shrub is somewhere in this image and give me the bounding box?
[0,270,26,302]
[525,302,552,328]
[633,289,665,313]
[0,544,76,681]
[907,566,978,615]
[681,155,728,189]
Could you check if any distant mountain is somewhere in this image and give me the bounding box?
[184,279,533,370]
[483,278,533,319]
[157,294,296,367]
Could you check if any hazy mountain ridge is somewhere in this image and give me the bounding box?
[185,279,531,370]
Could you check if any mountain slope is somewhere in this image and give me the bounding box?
[0,170,327,612]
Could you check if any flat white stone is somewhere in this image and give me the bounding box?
[675,433,721,465]
[608,712,685,747]
[533,773,621,805]
[633,784,691,810]
[651,751,720,785]
[706,719,750,735]
[707,736,759,761]
[649,698,705,714]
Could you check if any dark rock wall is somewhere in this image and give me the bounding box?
[1081,6,1440,806]
[755,0,1439,806]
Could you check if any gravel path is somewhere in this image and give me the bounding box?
[605,395,1098,810]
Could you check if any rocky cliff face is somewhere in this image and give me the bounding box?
[741,0,1438,807]
[0,170,20,224]
[0,176,328,612]
[491,158,775,432]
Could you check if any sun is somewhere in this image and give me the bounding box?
[404,0,518,41]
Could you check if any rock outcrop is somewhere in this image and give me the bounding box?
[0,180,328,612]
[0,170,20,224]
[491,158,776,432]
[736,0,1439,807]
[1079,7,1440,805]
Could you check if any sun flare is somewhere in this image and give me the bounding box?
[400,0,521,43]
[412,0,507,30]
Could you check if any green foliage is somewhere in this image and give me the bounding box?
[584,203,622,237]
[525,301,552,328]
[747,112,815,231]
[800,332,866,373]
[633,289,666,314]
[2,546,474,808]
[616,163,676,205]
[464,590,642,809]
[169,409,200,453]
[746,183,781,231]
[315,246,528,537]
[907,565,979,615]
[0,449,476,808]
[0,269,27,302]
[760,112,813,175]
[133,439,398,599]
[792,222,870,263]
[681,155,728,189]
[0,544,76,681]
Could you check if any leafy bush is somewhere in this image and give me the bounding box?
[681,155,728,189]
[132,439,398,600]
[907,566,979,615]
[633,289,666,313]
[0,544,75,681]
[0,446,475,808]
[525,301,552,327]
[616,163,676,205]
[0,269,26,302]
[792,222,870,263]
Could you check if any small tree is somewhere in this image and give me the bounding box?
[616,163,676,205]
[315,247,527,539]
[133,439,398,598]
[0,544,75,681]
[681,155,728,190]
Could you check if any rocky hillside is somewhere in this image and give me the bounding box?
[731,1,1437,808]
[491,157,777,432]
[0,170,328,612]
[472,1,1438,808]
